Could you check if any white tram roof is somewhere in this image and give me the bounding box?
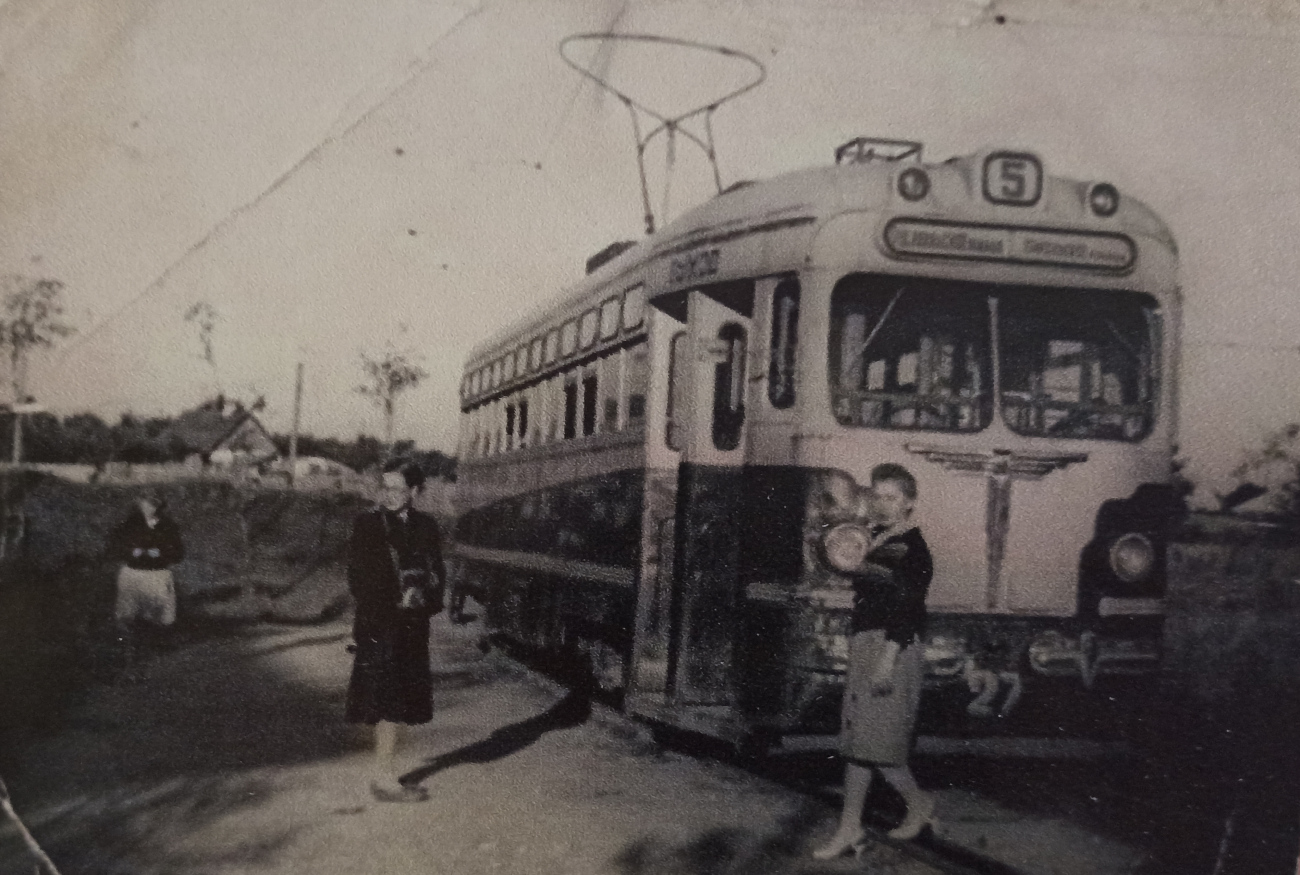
[463,145,1176,371]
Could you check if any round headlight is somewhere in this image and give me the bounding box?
[823,523,871,573]
[1109,532,1155,583]
[1088,182,1120,217]
[897,167,930,201]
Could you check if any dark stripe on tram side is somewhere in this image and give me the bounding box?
[451,543,635,588]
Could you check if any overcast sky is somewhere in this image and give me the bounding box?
[3,0,1299,497]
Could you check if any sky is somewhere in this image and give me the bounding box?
[2,0,1299,499]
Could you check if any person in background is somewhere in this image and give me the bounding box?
[814,463,936,859]
[345,460,446,802]
[108,493,185,677]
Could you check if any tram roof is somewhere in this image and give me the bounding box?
[464,148,1176,368]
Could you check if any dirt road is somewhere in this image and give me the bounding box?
[0,611,942,875]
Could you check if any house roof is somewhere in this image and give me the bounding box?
[162,401,272,455]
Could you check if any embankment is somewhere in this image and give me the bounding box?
[0,473,375,745]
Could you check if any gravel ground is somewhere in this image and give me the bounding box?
[0,609,944,875]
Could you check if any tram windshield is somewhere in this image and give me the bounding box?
[829,275,992,432]
[999,287,1157,441]
[829,274,1159,441]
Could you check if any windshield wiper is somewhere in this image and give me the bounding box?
[859,287,905,357]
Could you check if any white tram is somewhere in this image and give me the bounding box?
[453,139,1182,750]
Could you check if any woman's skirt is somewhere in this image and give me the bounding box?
[115,566,177,627]
[840,628,924,766]
[345,613,433,725]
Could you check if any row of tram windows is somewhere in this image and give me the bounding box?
[463,342,651,458]
[827,273,1160,442]
[461,287,646,403]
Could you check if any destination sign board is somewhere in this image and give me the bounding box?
[885,220,1135,271]
[669,247,720,285]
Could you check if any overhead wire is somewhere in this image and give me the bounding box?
[50,0,494,368]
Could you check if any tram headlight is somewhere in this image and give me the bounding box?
[1088,182,1120,217]
[1108,532,1155,583]
[897,167,930,201]
[823,523,872,574]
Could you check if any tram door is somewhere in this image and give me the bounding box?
[666,287,753,705]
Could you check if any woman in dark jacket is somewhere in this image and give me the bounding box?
[814,463,936,859]
[345,461,445,802]
[109,494,184,628]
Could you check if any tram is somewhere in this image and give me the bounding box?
[452,139,1182,751]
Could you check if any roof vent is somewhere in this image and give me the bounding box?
[586,240,637,274]
[835,138,923,165]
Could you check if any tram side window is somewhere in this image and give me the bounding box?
[623,285,645,329]
[666,332,688,451]
[530,384,545,446]
[829,274,991,432]
[600,297,621,339]
[625,343,649,428]
[999,289,1156,442]
[548,377,563,443]
[713,323,747,450]
[768,278,800,409]
[582,369,599,436]
[580,310,599,349]
[563,377,578,440]
[518,397,529,449]
[561,321,578,357]
[599,353,620,432]
[505,403,516,451]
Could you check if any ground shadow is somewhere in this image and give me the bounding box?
[401,689,590,785]
[0,621,369,874]
[611,800,944,875]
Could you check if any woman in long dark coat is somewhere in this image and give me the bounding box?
[814,463,936,858]
[345,461,445,802]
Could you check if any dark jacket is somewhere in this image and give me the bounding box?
[347,507,446,638]
[108,511,185,570]
[849,526,933,647]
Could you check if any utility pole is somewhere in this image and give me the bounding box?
[9,398,42,466]
[288,362,303,487]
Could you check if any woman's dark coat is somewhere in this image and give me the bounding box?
[107,510,185,570]
[344,507,446,725]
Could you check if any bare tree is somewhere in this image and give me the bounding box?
[0,275,75,404]
[356,345,428,450]
[184,300,223,393]
[0,276,75,465]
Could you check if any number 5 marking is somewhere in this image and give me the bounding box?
[999,160,1026,199]
[984,152,1041,205]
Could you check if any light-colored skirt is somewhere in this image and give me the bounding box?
[840,628,924,766]
[115,566,177,627]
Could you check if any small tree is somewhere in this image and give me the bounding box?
[1232,422,1300,521]
[0,275,75,403]
[0,275,75,464]
[184,300,223,394]
[356,346,428,450]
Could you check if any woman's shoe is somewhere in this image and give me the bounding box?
[887,793,936,841]
[370,781,429,803]
[811,827,867,860]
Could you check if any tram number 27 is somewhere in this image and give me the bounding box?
[983,153,1042,206]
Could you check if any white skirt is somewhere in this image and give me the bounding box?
[115,566,177,626]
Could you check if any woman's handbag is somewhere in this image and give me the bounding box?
[381,514,443,613]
